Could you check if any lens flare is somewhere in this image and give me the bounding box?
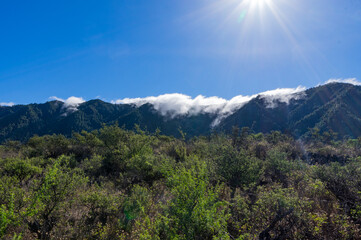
[251,0,271,8]
[183,0,322,81]
[236,0,273,21]
[238,9,248,23]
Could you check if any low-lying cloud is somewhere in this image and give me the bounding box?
[6,79,353,124]
[50,96,85,115]
[2,79,358,127]
[114,94,228,117]
[0,102,15,107]
[113,86,306,126]
[325,78,361,86]
[259,87,307,108]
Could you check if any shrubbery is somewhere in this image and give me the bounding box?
[0,125,360,239]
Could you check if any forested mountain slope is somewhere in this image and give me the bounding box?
[214,83,361,138]
[1,83,361,142]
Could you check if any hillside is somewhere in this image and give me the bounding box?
[1,83,361,142]
[219,83,361,138]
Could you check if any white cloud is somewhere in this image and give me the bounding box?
[112,86,306,126]
[0,102,15,107]
[113,93,228,118]
[211,95,256,127]
[50,96,85,115]
[258,86,307,108]
[39,80,357,125]
[325,78,361,86]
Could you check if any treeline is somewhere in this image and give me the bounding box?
[1,125,361,239]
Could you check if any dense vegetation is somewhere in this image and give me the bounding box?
[1,83,361,143]
[1,124,361,239]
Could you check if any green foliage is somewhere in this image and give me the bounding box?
[26,156,88,239]
[121,185,151,230]
[0,125,361,239]
[213,144,262,188]
[1,158,41,182]
[0,193,17,238]
[26,134,70,158]
[159,158,230,239]
[314,159,361,222]
[264,150,303,185]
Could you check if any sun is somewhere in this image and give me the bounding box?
[243,0,273,12]
[192,0,311,75]
[235,0,274,23]
[253,0,270,8]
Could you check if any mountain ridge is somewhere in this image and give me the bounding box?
[1,83,361,142]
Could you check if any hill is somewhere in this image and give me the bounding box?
[1,83,361,142]
[219,83,361,138]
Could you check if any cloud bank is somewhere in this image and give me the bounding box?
[259,87,307,108]
[39,78,359,124]
[113,86,306,126]
[50,96,86,115]
[0,102,15,107]
[325,78,361,86]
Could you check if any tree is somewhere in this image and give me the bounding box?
[27,156,87,239]
[160,158,230,239]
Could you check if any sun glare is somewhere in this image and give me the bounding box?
[234,0,274,24]
[252,0,269,8]
[224,0,316,79]
[244,0,273,13]
[191,0,310,66]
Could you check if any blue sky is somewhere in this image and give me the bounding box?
[1,0,361,104]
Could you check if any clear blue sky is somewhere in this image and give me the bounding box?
[1,0,361,104]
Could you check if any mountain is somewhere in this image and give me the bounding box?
[0,99,216,142]
[1,83,361,142]
[219,83,361,138]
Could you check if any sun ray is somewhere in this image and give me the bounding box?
[178,0,327,83]
[264,1,323,80]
